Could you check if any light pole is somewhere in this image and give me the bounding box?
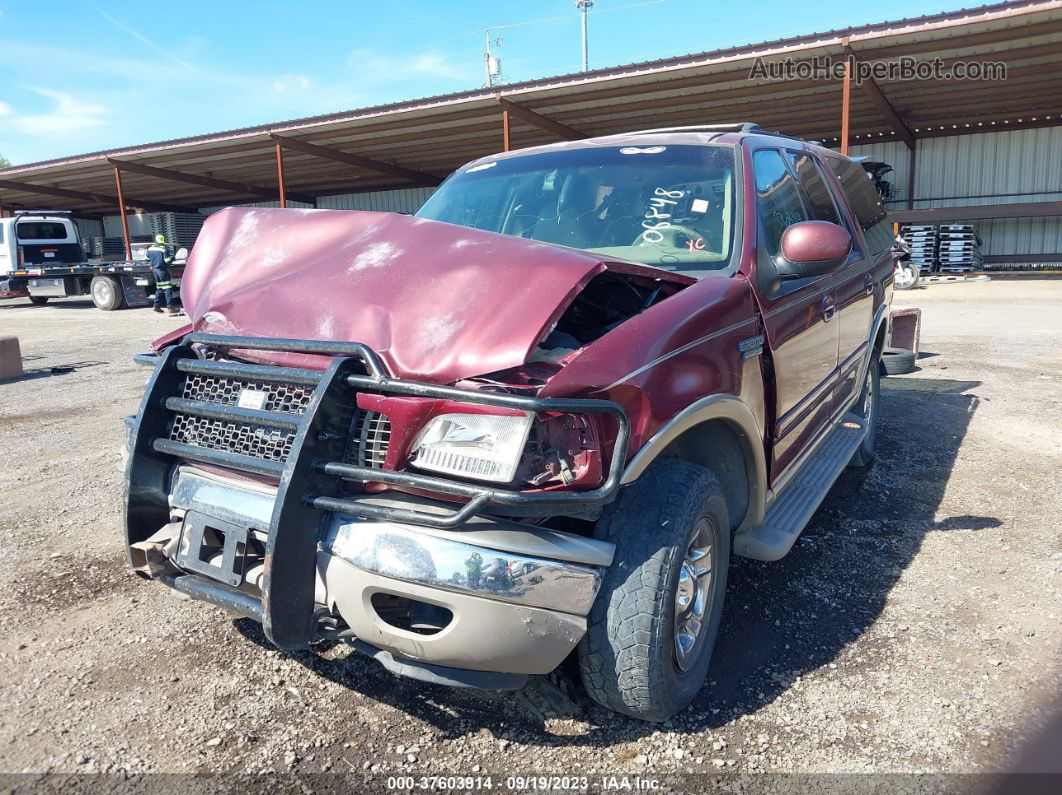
[576,0,594,72]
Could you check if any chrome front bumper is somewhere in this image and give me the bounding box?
[163,468,613,675]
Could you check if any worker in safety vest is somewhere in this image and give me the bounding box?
[147,234,181,315]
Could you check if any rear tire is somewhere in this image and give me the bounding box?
[28,296,49,306]
[881,346,916,375]
[90,276,125,311]
[578,459,729,722]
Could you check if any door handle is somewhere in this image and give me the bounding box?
[863,273,875,295]
[821,295,836,322]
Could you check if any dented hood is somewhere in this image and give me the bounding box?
[181,207,683,382]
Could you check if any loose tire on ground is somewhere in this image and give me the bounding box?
[90,276,125,311]
[849,358,881,468]
[881,346,916,375]
[578,459,730,722]
[28,296,49,306]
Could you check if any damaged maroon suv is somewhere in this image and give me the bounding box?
[124,123,893,721]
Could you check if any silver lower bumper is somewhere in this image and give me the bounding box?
[166,468,613,675]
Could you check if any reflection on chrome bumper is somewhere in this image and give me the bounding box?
[322,515,603,615]
[167,467,609,617]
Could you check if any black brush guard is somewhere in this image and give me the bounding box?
[125,332,629,650]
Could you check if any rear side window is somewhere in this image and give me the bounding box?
[16,221,71,241]
[786,151,841,226]
[828,158,893,255]
[753,149,808,257]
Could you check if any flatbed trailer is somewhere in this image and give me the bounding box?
[3,261,185,311]
[0,210,184,311]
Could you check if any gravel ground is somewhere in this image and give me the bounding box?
[0,280,1059,788]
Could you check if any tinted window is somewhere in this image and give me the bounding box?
[828,157,893,255]
[16,222,70,241]
[416,144,738,279]
[753,149,808,257]
[786,151,841,226]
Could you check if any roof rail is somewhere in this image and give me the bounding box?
[13,209,73,216]
[627,123,814,144]
[629,123,764,135]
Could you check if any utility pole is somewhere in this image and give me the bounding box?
[484,30,503,87]
[576,0,594,72]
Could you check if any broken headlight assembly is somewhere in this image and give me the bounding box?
[409,411,535,483]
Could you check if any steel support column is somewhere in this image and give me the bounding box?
[840,51,852,156]
[906,141,917,210]
[113,166,133,261]
[275,142,287,208]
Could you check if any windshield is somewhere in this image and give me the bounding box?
[416,144,738,278]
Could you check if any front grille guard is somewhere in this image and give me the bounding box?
[125,332,629,649]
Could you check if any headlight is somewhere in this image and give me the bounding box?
[409,412,534,483]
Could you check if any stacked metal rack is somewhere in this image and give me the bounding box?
[900,224,940,273]
[899,222,983,273]
[936,224,983,272]
[84,235,153,259]
[149,212,206,249]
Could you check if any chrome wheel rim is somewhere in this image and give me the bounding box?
[673,518,715,672]
[895,264,917,289]
[92,280,109,303]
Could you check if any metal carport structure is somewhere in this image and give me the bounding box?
[0,0,1059,260]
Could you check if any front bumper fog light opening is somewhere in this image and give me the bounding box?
[370,592,453,635]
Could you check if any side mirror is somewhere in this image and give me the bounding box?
[778,221,852,278]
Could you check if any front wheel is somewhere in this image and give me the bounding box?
[894,262,920,290]
[28,296,49,306]
[578,459,729,722]
[849,358,880,467]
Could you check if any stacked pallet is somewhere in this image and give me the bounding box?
[84,235,153,259]
[899,223,983,273]
[900,224,939,273]
[149,212,207,249]
[936,224,982,272]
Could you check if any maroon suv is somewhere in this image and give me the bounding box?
[124,123,892,722]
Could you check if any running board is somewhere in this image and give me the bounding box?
[734,413,867,561]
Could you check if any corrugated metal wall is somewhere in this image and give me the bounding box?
[315,187,436,214]
[198,189,435,216]
[849,140,912,204]
[850,127,1062,261]
[75,217,104,241]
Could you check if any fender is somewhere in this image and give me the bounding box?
[621,393,767,533]
[861,302,890,379]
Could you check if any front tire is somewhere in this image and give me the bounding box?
[849,358,880,468]
[578,459,729,722]
[894,262,920,290]
[28,296,49,306]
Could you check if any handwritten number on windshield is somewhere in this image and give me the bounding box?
[640,188,684,244]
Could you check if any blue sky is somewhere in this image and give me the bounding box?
[0,0,979,165]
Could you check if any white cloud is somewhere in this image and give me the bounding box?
[347,48,470,82]
[273,73,312,93]
[5,88,107,136]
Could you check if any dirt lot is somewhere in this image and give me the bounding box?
[0,280,1059,785]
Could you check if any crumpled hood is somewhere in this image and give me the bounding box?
[181,207,669,382]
